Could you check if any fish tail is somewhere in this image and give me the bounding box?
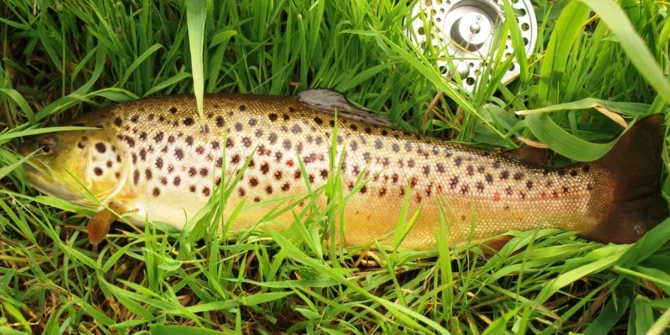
[585,113,668,244]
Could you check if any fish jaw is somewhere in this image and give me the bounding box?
[23,164,87,203]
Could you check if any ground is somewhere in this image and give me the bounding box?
[1,0,670,334]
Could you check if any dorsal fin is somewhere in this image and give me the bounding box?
[297,89,395,128]
[501,146,550,168]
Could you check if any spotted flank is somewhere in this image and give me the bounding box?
[19,90,668,249]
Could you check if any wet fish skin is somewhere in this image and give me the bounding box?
[19,91,668,249]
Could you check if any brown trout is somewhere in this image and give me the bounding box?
[19,90,668,249]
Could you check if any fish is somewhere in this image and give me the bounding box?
[18,89,668,249]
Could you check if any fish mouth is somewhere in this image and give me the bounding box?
[23,164,84,202]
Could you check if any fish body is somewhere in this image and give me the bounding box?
[20,90,668,249]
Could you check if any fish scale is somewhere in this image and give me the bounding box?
[20,90,668,249]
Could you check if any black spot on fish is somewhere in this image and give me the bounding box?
[436,163,446,173]
[216,116,225,127]
[174,148,184,160]
[153,187,160,197]
[249,177,259,187]
[477,166,485,173]
[513,172,524,180]
[314,117,323,125]
[294,169,301,179]
[183,118,194,126]
[500,171,509,179]
[505,187,513,195]
[132,153,137,164]
[200,168,208,177]
[476,182,484,192]
[235,122,243,131]
[95,143,106,153]
[558,170,566,177]
[454,157,462,167]
[269,113,278,122]
[582,164,590,173]
[248,118,257,126]
[188,167,197,177]
[269,133,278,144]
[114,117,122,127]
[291,124,302,134]
[460,185,469,195]
[170,107,177,114]
[133,170,140,185]
[526,181,533,189]
[282,114,290,121]
[260,163,269,174]
[131,115,139,123]
[466,165,474,175]
[202,187,211,197]
[283,139,291,150]
[189,185,196,192]
[94,167,103,176]
[265,185,273,194]
[423,166,430,176]
[196,146,205,155]
[211,141,220,150]
[407,159,415,168]
[154,131,164,142]
[239,105,246,111]
[392,173,399,183]
[485,173,493,184]
[570,170,578,177]
[329,120,335,127]
[493,161,501,169]
[124,136,135,147]
[139,149,147,161]
[562,186,569,193]
[145,169,152,180]
[139,132,148,140]
[449,177,459,189]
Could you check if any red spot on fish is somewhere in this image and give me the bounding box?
[366,215,371,221]
[493,192,501,201]
[540,192,546,199]
[460,215,466,221]
[552,191,559,199]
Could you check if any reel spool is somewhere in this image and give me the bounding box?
[407,0,538,91]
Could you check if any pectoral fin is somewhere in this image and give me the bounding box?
[88,202,136,245]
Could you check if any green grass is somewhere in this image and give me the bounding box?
[1,0,670,333]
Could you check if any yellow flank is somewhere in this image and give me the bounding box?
[19,92,634,249]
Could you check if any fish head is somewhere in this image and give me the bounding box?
[19,128,128,205]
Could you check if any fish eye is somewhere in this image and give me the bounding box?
[38,138,56,155]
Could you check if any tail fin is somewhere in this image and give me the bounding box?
[584,114,668,244]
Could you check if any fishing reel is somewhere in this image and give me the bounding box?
[406,0,538,91]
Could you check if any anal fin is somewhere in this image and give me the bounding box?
[297,89,395,127]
